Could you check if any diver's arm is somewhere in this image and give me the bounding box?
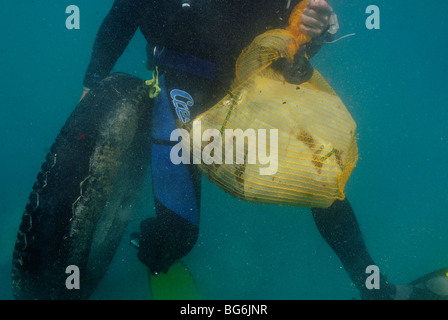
[82,0,142,91]
[300,0,334,58]
[299,0,332,38]
[303,21,336,59]
[273,0,334,84]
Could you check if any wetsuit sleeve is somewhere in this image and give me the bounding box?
[83,0,142,89]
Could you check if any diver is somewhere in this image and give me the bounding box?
[80,0,447,300]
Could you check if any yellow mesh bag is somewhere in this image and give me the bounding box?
[186,2,358,208]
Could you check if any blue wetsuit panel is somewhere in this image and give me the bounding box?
[151,77,179,141]
[150,76,199,226]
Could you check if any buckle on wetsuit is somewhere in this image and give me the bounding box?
[152,46,216,80]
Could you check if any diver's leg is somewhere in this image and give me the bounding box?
[133,74,201,274]
[311,198,395,299]
[137,160,201,274]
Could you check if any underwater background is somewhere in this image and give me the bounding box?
[0,0,447,300]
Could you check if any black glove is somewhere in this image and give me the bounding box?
[132,210,199,275]
[271,45,314,85]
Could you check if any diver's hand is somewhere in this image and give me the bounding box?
[300,0,333,38]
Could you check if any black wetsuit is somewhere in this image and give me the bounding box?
[83,0,394,299]
[84,0,311,89]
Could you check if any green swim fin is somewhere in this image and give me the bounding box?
[149,261,201,300]
[395,267,448,300]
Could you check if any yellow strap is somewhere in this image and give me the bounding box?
[145,66,161,99]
